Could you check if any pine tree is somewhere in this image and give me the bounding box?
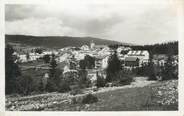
[162,55,175,80]
[46,54,58,92]
[49,54,57,78]
[106,51,121,82]
[5,44,21,94]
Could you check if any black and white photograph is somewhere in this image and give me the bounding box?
[4,0,180,111]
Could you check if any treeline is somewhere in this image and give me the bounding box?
[109,41,178,55]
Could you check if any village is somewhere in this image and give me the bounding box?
[5,40,179,111]
[12,40,178,83]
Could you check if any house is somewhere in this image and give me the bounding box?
[29,53,42,61]
[153,54,168,66]
[87,69,106,84]
[18,54,27,62]
[81,45,89,51]
[42,51,53,55]
[101,55,110,69]
[87,69,97,83]
[98,47,112,56]
[117,46,131,55]
[125,50,149,67]
[56,52,73,62]
[124,57,140,67]
[117,46,125,54]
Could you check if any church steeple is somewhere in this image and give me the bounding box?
[90,40,95,49]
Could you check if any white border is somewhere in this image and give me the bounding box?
[0,0,183,115]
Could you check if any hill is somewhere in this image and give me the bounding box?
[5,34,122,48]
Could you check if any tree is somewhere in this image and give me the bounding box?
[96,72,106,88]
[79,55,95,69]
[147,61,157,80]
[46,54,58,92]
[26,52,30,61]
[162,55,176,80]
[35,48,43,54]
[84,55,95,69]
[106,51,121,82]
[16,75,34,95]
[5,44,21,94]
[49,54,57,78]
[43,54,50,63]
[79,60,86,69]
[78,69,90,88]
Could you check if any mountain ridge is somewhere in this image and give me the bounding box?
[5,34,128,48]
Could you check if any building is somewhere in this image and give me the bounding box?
[18,54,27,62]
[81,45,89,51]
[90,40,95,49]
[124,57,140,67]
[95,55,110,69]
[124,50,149,67]
[87,69,106,84]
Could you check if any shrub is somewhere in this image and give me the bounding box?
[58,81,71,93]
[70,85,83,95]
[70,89,83,96]
[45,79,58,92]
[82,93,98,104]
[71,96,83,104]
[115,70,133,86]
[92,86,98,92]
[119,74,133,85]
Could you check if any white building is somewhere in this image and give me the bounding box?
[81,45,89,51]
[117,46,125,53]
[98,47,111,56]
[125,50,149,67]
[29,53,43,61]
[101,56,110,69]
[18,54,27,62]
[57,53,73,62]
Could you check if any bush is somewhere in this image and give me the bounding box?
[119,74,133,85]
[82,93,98,104]
[58,81,71,93]
[114,70,133,86]
[45,79,58,92]
[70,85,83,95]
[71,96,83,104]
[70,89,83,96]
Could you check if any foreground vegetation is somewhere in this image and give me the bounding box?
[6,79,178,111]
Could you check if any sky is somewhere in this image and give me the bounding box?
[5,0,179,45]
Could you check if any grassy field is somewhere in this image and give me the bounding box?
[6,79,178,111]
[48,80,178,111]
